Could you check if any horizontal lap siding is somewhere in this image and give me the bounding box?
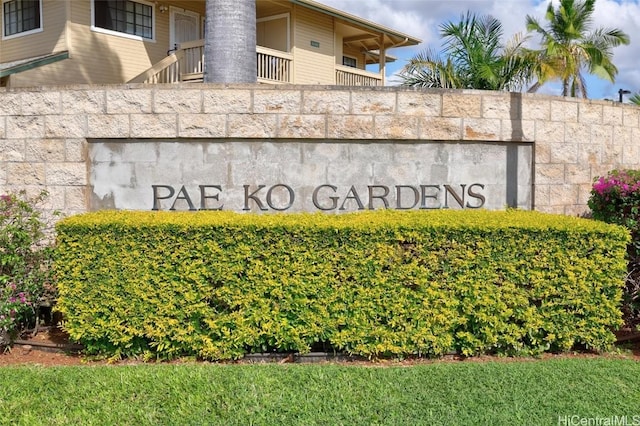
[292,6,334,85]
[66,1,165,84]
[1,0,67,62]
[10,0,174,86]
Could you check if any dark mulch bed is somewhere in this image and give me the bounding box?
[1,327,639,367]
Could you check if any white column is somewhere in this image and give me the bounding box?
[379,34,386,86]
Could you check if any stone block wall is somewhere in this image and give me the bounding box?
[1,83,639,217]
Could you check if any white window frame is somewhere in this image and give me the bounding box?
[91,0,156,42]
[1,0,43,40]
[256,12,290,52]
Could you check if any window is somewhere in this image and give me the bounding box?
[2,0,41,39]
[93,0,153,40]
[342,56,357,68]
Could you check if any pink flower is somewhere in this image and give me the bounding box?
[592,177,615,195]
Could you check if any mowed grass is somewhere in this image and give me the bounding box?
[1,358,639,425]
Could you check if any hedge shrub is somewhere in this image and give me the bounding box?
[54,209,629,360]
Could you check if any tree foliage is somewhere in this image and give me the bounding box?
[525,0,629,98]
[399,12,533,91]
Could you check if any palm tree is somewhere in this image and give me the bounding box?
[399,12,533,91]
[204,0,257,83]
[525,0,629,98]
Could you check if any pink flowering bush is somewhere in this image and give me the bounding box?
[588,169,640,328]
[589,169,640,237]
[0,191,57,348]
[0,283,30,343]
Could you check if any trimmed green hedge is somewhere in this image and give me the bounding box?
[54,210,629,360]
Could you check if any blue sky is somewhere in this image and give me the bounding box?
[321,0,640,101]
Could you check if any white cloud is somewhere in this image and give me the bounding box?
[591,0,640,96]
[318,0,639,99]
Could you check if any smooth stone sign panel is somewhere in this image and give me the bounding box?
[88,139,532,212]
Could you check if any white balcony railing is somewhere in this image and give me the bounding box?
[257,46,292,83]
[335,65,382,86]
[177,39,205,82]
[129,42,382,86]
[128,40,292,84]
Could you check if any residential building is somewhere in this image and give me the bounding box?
[0,0,421,87]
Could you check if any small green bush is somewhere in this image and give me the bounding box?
[589,169,640,327]
[55,209,629,360]
[0,191,56,348]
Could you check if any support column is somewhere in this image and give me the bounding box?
[378,34,386,86]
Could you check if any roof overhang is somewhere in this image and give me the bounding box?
[364,51,397,65]
[290,0,422,51]
[0,51,69,78]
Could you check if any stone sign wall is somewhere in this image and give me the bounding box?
[88,139,531,212]
[1,84,639,218]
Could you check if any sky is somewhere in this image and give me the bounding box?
[319,0,640,101]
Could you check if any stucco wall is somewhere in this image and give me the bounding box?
[1,84,639,217]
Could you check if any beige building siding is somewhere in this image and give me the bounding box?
[257,0,291,19]
[66,0,167,83]
[334,27,366,71]
[292,5,335,84]
[257,17,289,52]
[7,0,179,87]
[342,46,367,71]
[0,0,67,62]
[2,0,415,87]
[257,1,293,53]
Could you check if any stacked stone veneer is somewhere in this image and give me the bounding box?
[1,83,639,217]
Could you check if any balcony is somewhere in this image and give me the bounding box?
[335,65,382,86]
[128,39,382,86]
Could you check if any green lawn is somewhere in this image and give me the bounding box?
[1,358,639,425]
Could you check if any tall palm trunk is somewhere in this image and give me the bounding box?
[204,0,256,83]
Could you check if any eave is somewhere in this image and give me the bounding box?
[290,0,422,50]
